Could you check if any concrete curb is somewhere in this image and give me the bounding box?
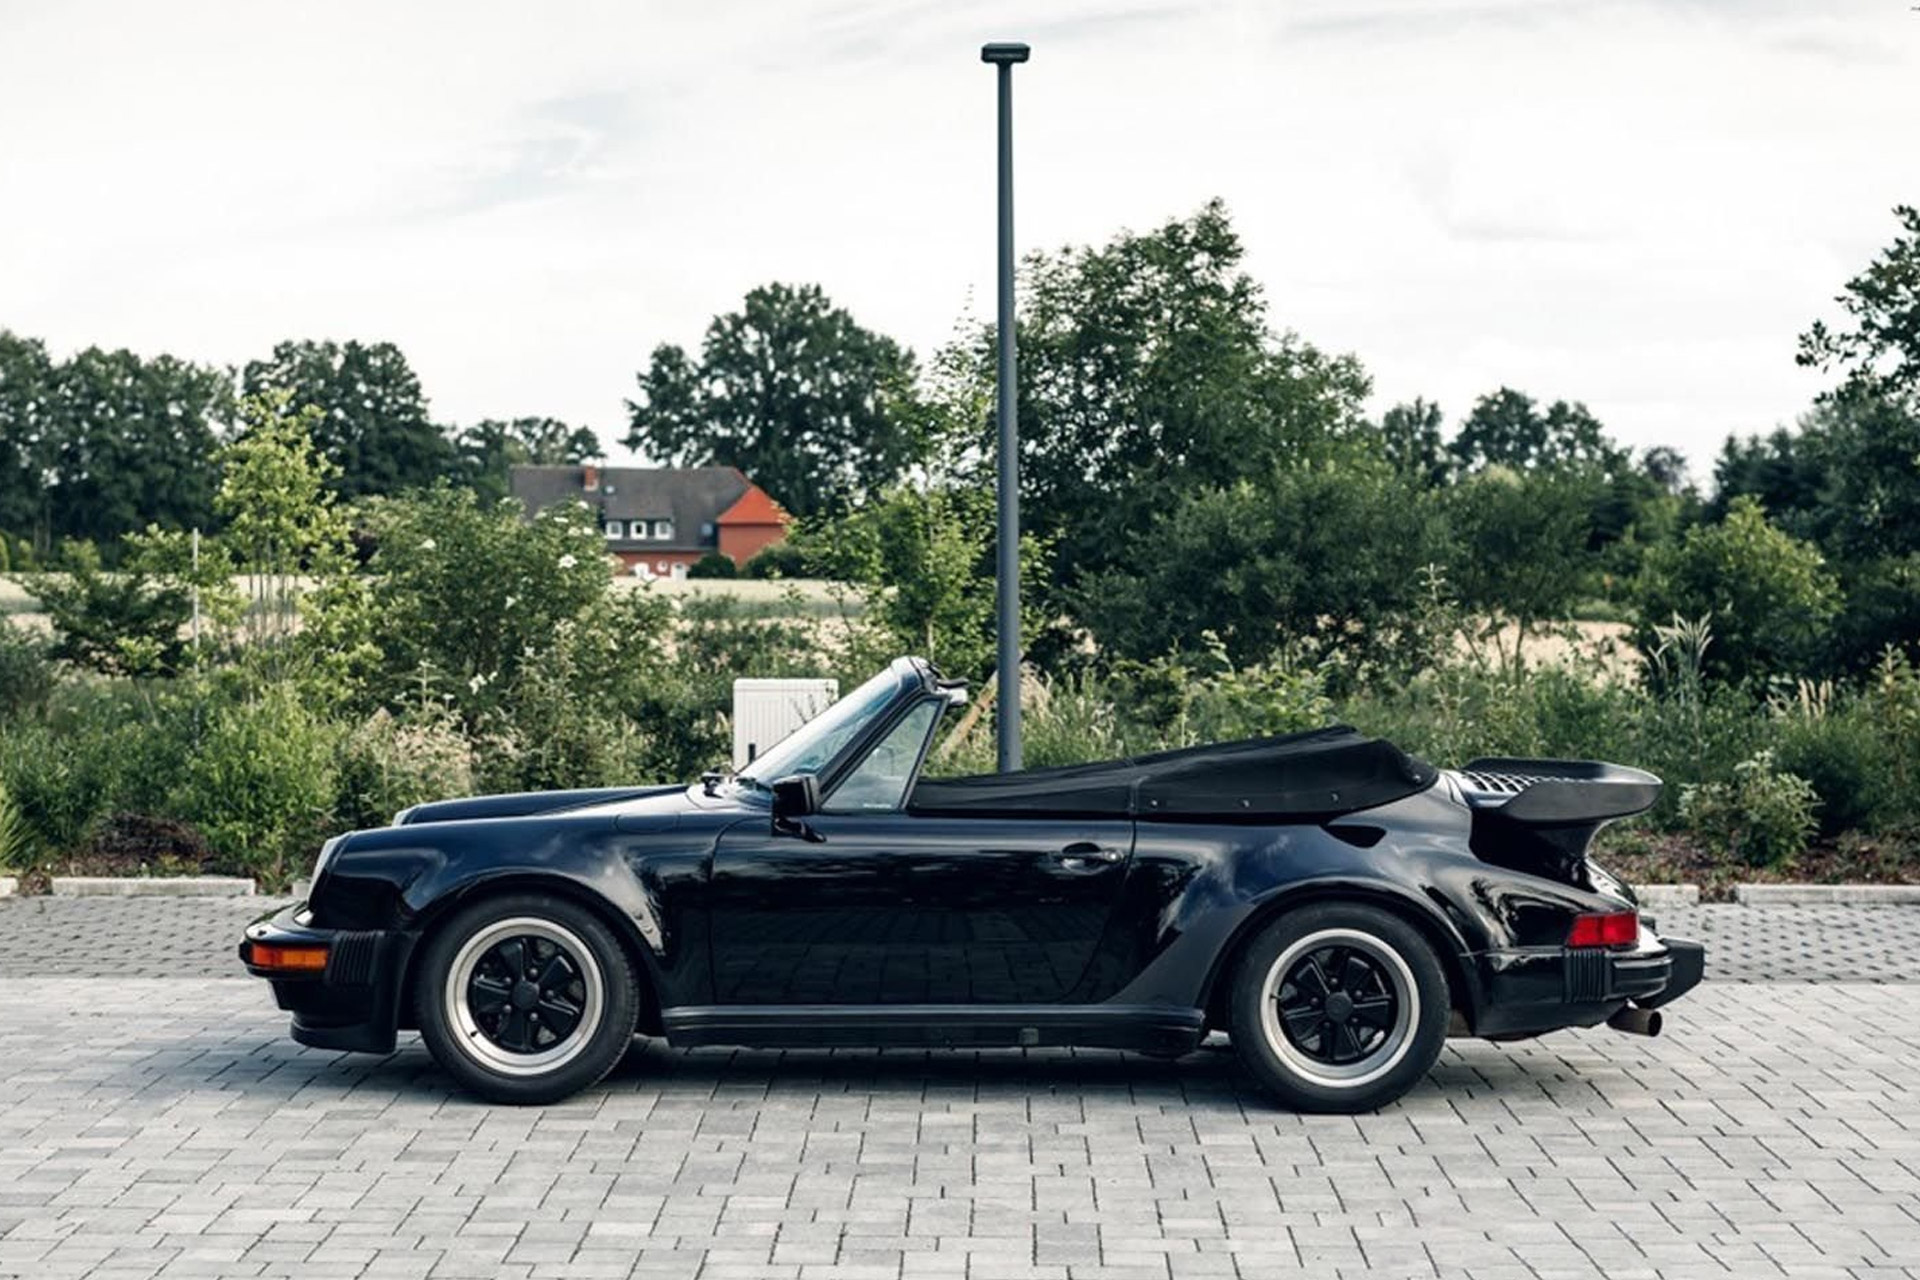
[0,876,16,898]
[49,876,256,898]
[1734,883,1920,906]
[1631,884,1700,907]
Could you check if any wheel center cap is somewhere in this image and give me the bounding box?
[510,980,539,1011]
[1324,992,1354,1022]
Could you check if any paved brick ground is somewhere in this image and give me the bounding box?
[0,900,1916,1279]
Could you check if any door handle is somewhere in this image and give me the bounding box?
[1054,842,1125,870]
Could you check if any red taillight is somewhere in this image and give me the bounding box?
[1567,911,1638,948]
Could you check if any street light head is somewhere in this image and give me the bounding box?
[980,41,1031,65]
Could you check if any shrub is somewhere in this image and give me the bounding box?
[0,716,123,855]
[743,541,810,579]
[1773,702,1895,835]
[166,685,341,886]
[32,540,195,677]
[1679,750,1820,867]
[687,551,738,579]
[360,489,620,723]
[0,617,55,719]
[1633,497,1840,686]
[334,708,476,831]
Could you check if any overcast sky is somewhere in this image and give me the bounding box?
[2,0,1915,481]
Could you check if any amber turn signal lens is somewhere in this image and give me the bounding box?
[1567,911,1638,948]
[249,943,329,972]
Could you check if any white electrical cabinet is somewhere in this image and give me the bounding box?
[731,677,839,770]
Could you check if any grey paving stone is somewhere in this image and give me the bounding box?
[2,904,1920,1279]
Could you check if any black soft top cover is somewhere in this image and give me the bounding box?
[909,725,1436,822]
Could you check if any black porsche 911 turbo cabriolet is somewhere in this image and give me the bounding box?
[241,656,1704,1111]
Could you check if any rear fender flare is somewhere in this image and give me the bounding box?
[1200,876,1485,1032]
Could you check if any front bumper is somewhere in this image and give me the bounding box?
[239,903,415,1054]
[1472,929,1705,1038]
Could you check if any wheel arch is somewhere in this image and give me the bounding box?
[401,872,663,1035]
[1201,879,1482,1035]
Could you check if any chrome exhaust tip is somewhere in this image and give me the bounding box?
[1607,1005,1663,1037]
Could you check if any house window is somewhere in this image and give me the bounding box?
[670,562,689,580]
[653,519,674,541]
[604,520,623,539]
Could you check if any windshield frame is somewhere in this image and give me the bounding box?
[733,658,931,796]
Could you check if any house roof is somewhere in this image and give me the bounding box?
[507,464,777,550]
[717,483,789,526]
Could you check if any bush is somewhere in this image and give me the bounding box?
[743,541,810,579]
[0,617,55,719]
[1680,750,1820,867]
[687,551,738,579]
[1634,497,1840,686]
[1773,703,1896,835]
[334,708,476,831]
[0,715,124,856]
[166,685,341,886]
[32,540,195,678]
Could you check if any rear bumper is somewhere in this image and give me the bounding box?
[1472,931,1706,1038]
[239,903,414,1054]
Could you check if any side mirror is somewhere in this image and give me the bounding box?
[770,773,820,824]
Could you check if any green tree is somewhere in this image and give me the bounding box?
[1374,398,1450,486]
[973,200,1371,593]
[457,416,602,502]
[1798,205,1920,404]
[242,339,454,499]
[1446,467,1597,678]
[815,484,1052,685]
[625,283,920,518]
[1634,496,1841,686]
[1075,449,1446,681]
[1450,388,1622,473]
[213,391,360,671]
[44,346,231,548]
[0,332,57,554]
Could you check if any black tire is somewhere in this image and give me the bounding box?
[415,893,640,1105]
[1228,901,1449,1113]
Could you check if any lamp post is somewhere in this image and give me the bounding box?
[981,39,1029,773]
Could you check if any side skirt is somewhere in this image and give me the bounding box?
[661,1004,1206,1057]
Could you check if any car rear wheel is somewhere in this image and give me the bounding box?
[1229,902,1448,1113]
[416,894,639,1104]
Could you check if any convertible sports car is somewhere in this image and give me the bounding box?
[241,656,1704,1111]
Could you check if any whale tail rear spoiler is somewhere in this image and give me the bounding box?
[1450,757,1663,886]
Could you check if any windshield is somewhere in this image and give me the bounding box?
[735,667,907,787]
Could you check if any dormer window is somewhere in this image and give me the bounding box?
[652,519,674,541]
[604,520,623,539]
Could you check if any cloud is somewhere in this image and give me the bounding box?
[1,0,1914,484]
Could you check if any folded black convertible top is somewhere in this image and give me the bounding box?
[909,725,1436,821]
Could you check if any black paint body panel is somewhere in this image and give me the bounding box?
[242,663,1705,1062]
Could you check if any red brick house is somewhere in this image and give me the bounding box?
[508,463,791,578]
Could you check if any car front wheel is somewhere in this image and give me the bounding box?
[416,894,639,1104]
[1229,902,1449,1113]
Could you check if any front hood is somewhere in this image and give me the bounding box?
[394,783,691,827]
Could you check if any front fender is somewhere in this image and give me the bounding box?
[309,812,724,1010]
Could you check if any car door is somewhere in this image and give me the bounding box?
[707,699,1134,1006]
